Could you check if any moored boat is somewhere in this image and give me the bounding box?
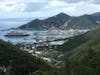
[4,31,29,36]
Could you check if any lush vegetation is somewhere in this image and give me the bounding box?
[0,40,59,75]
[60,27,100,75]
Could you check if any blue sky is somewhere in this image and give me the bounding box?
[0,0,100,19]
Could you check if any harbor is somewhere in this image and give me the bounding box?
[1,28,89,45]
[1,28,89,55]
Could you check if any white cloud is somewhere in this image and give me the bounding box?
[61,0,100,4]
[0,0,100,18]
[61,2,100,16]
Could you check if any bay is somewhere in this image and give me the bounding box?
[0,20,42,43]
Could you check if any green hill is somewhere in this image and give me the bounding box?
[18,12,100,30]
[0,40,59,75]
[66,15,98,29]
[60,27,100,75]
[18,13,70,30]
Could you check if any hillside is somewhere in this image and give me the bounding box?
[65,14,100,29]
[92,12,100,16]
[18,13,70,30]
[18,12,100,30]
[59,27,100,75]
[0,40,59,75]
[58,26,100,52]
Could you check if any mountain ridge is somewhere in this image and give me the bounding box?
[18,12,71,30]
[18,12,100,30]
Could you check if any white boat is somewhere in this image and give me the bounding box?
[5,31,29,36]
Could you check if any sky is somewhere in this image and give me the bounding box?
[0,0,100,19]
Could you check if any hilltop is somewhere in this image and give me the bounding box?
[18,12,100,30]
[18,13,70,30]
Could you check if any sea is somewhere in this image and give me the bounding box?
[0,19,42,43]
